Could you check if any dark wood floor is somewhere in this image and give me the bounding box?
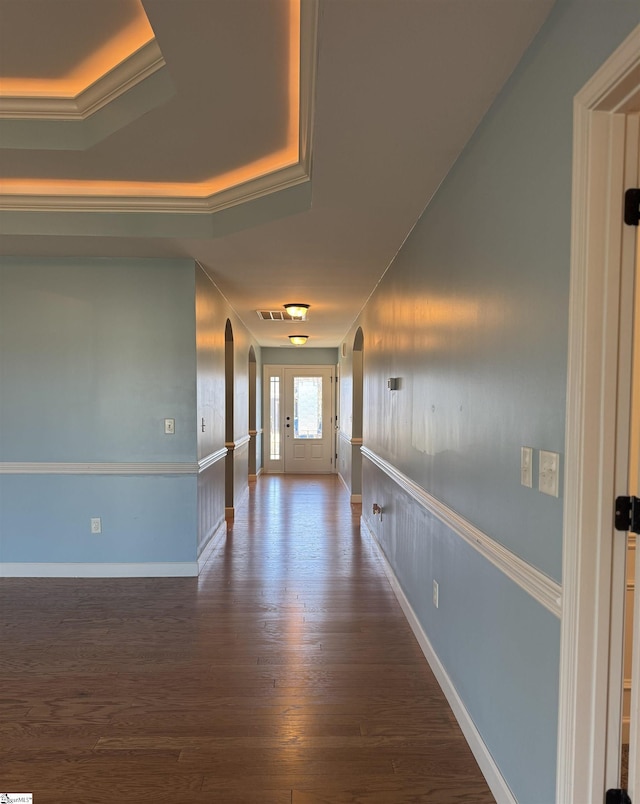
[0,474,494,803]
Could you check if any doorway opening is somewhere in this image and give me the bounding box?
[557,26,640,802]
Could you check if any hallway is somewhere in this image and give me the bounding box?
[0,475,495,803]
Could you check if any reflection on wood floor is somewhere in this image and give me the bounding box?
[0,474,495,803]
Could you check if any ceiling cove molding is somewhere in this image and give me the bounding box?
[0,40,165,121]
[0,0,318,218]
[0,161,311,215]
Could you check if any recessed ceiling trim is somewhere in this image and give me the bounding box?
[0,40,166,121]
[0,161,311,214]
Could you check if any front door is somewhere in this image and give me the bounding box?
[283,367,333,473]
[263,364,335,474]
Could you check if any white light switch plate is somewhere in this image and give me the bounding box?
[539,450,560,497]
[164,418,175,434]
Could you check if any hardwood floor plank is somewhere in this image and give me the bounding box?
[0,475,494,802]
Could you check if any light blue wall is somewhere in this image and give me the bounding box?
[0,257,197,462]
[348,4,640,803]
[0,257,198,565]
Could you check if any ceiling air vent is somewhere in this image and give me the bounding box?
[256,310,295,321]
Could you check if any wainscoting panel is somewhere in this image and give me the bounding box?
[197,449,226,557]
[0,473,198,570]
[361,451,561,804]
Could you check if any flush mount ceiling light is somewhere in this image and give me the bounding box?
[283,303,310,320]
[289,334,309,346]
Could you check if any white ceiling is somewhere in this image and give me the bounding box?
[0,0,554,348]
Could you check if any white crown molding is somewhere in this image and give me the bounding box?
[0,40,165,121]
[361,446,562,618]
[0,562,198,577]
[0,461,198,475]
[362,516,516,804]
[198,448,228,473]
[0,160,311,215]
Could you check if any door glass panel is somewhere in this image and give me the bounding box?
[269,376,281,459]
[294,376,322,439]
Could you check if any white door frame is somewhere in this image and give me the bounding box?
[557,25,640,803]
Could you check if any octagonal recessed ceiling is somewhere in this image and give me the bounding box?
[0,0,310,215]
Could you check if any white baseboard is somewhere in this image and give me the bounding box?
[0,562,198,577]
[350,493,362,504]
[362,516,516,804]
[197,520,227,573]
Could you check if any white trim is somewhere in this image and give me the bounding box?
[350,494,362,504]
[233,434,252,450]
[197,520,227,573]
[0,40,165,120]
[0,461,198,475]
[198,448,227,473]
[362,516,516,804]
[362,447,561,618]
[0,162,310,214]
[0,562,197,578]
[557,24,640,803]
